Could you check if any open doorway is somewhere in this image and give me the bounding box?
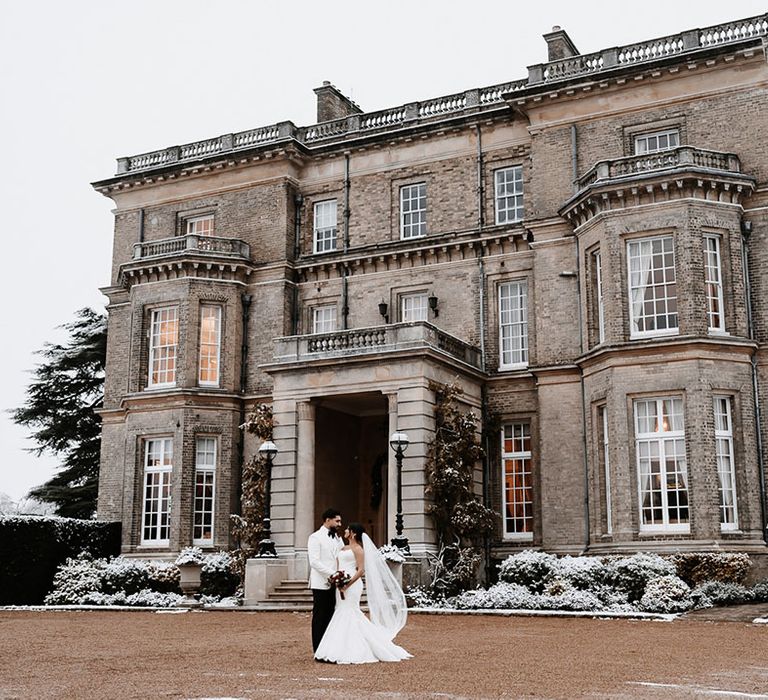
[313,392,388,543]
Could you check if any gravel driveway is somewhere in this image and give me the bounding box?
[1,610,766,699]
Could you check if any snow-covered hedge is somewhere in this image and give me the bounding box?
[422,551,767,615]
[0,516,120,605]
[44,550,238,605]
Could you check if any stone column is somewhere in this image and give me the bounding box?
[386,392,399,543]
[295,401,316,551]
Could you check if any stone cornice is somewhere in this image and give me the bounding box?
[119,256,254,289]
[577,335,757,372]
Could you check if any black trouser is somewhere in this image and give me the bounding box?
[311,587,336,652]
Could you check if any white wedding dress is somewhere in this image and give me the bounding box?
[314,547,412,664]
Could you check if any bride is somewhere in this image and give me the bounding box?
[314,522,412,664]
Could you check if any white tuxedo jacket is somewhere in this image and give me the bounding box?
[307,526,342,589]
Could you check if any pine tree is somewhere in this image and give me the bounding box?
[424,381,497,598]
[12,308,107,518]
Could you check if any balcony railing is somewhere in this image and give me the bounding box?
[577,147,742,190]
[113,14,767,177]
[133,234,250,260]
[273,322,482,370]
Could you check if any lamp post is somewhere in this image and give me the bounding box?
[257,440,278,557]
[389,430,410,553]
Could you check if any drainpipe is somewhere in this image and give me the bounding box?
[138,208,145,242]
[478,257,487,370]
[342,267,349,330]
[237,293,252,520]
[575,235,591,553]
[343,153,351,252]
[476,125,484,230]
[571,125,578,193]
[481,384,492,584]
[742,223,767,543]
[293,193,303,260]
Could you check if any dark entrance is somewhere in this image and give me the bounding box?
[314,392,389,542]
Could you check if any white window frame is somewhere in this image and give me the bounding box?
[595,250,605,344]
[198,305,222,387]
[714,396,739,531]
[313,200,338,254]
[704,235,726,334]
[141,438,173,545]
[634,397,690,533]
[401,293,428,322]
[498,280,528,369]
[501,422,534,540]
[634,129,680,155]
[494,166,524,225]
[185,214,214,236]
[193,437,217,545]
[627,235,678,339]
[312,305,337,334]
[148,306,179,388]
[598,405,612,535]
[400,183,427,239]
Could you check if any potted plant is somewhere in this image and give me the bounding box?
[175,546,205,606]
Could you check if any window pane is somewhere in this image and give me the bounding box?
[495,167,524,224]
[714,396,738,529]
[313,200,338,253]
[149,307,179,387]
[313,306,337,334]
[634,397,689,531]
[198,305,221,386]
[142,438,173,544]
[502,422,533,537]
[634,129,680,155]
[193,438,216,543]
[186,214,214,236]
[499,281,528,367]
[628,236,677,337]
[401,294,428,322]
[400,183,427,239]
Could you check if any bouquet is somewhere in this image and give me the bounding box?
[328,570,352,599]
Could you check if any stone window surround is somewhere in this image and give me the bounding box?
[622,116,687,157]
[391,174,431,241]
[713,394,740,532]
[585,242,604,349]
[483,154,527,229]
[704,233,727,335]
[485,267,533,373]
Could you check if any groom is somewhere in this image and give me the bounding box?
[307,508,343,653]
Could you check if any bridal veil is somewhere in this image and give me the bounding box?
[362,533,407,639]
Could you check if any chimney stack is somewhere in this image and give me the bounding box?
[313,81,362,123]
[543,25,579,61]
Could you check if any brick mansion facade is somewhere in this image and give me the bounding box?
[94,14,768,585]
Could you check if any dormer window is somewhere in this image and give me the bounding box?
[634,129,679,155]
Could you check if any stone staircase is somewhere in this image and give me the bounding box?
[257,578,367,610]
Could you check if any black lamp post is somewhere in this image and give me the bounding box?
[257,440,278,557]
[389,430,410,553]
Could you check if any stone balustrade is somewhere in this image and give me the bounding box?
[577,147,741,190]
[528,14,766,84]
[273,322,482,369]
[115,14,766,176]
[133,234,250,260]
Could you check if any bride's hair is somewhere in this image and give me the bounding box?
[347,522,366,542]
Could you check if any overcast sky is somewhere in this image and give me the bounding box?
[1,0,765,503]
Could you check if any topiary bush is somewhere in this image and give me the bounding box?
[671,552,751,587]
[751,580,768,603]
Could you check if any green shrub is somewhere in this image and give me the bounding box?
[639,575,693,614]
[603,554,675,602]
[498,550,557,592]
[693,581,754,606]
[0,516,120,604]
